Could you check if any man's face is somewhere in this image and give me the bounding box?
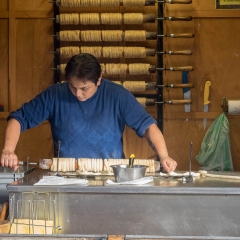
[68,76,101,101]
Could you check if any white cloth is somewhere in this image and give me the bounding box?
[106,176,153,185]
[34,176,88,185]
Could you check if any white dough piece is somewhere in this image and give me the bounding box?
[84,158,87,172]
[103,159,108,172]
[66,158,69,172]
[183,172,201,177]
[58,158,62,172]
[72,158,75,171]
[94,159,97,172]
[78,159,81,171]
[63,158,67,172]
[168,172,183,177]
[98,158,102,172]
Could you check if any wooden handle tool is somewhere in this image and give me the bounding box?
[155,99,192,105]
[157,83,194,88]
[158,33,194,38]
[156,16,192,21]
[157,0,192,3]
[156,66,194,71]
[157,50,192,55]
[204,81,211,105]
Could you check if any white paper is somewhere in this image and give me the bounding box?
[228,100,240,115]
[106,176,153,185]
[34,176,88,185]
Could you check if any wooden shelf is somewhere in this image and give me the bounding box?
[168,10,240,18]
[164,112,240,120]
[0,10,53,19]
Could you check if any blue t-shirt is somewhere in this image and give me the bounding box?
[8,79,156,158]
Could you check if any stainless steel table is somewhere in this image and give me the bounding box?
[6,169,240,239]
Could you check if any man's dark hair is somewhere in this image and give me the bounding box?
[65,53,101,84]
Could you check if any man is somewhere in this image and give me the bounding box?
[1,53,177,172]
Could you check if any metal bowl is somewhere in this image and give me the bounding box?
[110,164,148,182]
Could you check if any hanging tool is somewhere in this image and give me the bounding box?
[182,71,191,121]
[157,83,194,89]
[157,33,194,38]
[221,97,228,113]
[136,98,192,107]
[156,66,194,72]
[203,81,211,130]
[156,16,192,21]
[157,0,192,4]
[156,50,192,55]
[155,99,192,105]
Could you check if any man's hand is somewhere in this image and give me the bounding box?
[160,156,177,172]
[1,150,19,171]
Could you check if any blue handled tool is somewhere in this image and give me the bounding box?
[182,71,191,121]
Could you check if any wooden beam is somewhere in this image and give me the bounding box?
[8,0,16,112]
[168,10,240,18]
[0,10,54,19]
[0,112,10,119]
[0,11,8,18]
[15,10,54,19]
[164,112,240,120]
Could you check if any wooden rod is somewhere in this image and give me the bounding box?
[9,0,16,112]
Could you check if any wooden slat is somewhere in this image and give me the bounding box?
[169,10,240,18]
[15,10,54,18]
[0,11,54,19]
[164,112,240,120]
[0,112,10,119]
[0,11,8,18]
[8,0,16,112]
[0,10,54,19]
[0,19,9,112]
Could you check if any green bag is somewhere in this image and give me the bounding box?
[195,113,233,171]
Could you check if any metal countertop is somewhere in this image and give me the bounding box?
[0,165,34,177]
[0,165,34,185]
[6,169,240,195]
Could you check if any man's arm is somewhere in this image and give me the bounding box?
[1,118,21,168]
[143,123,177,172]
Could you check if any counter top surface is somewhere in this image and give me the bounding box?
[6,169,240,194]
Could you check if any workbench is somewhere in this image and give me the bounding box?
[5,169,240,239]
